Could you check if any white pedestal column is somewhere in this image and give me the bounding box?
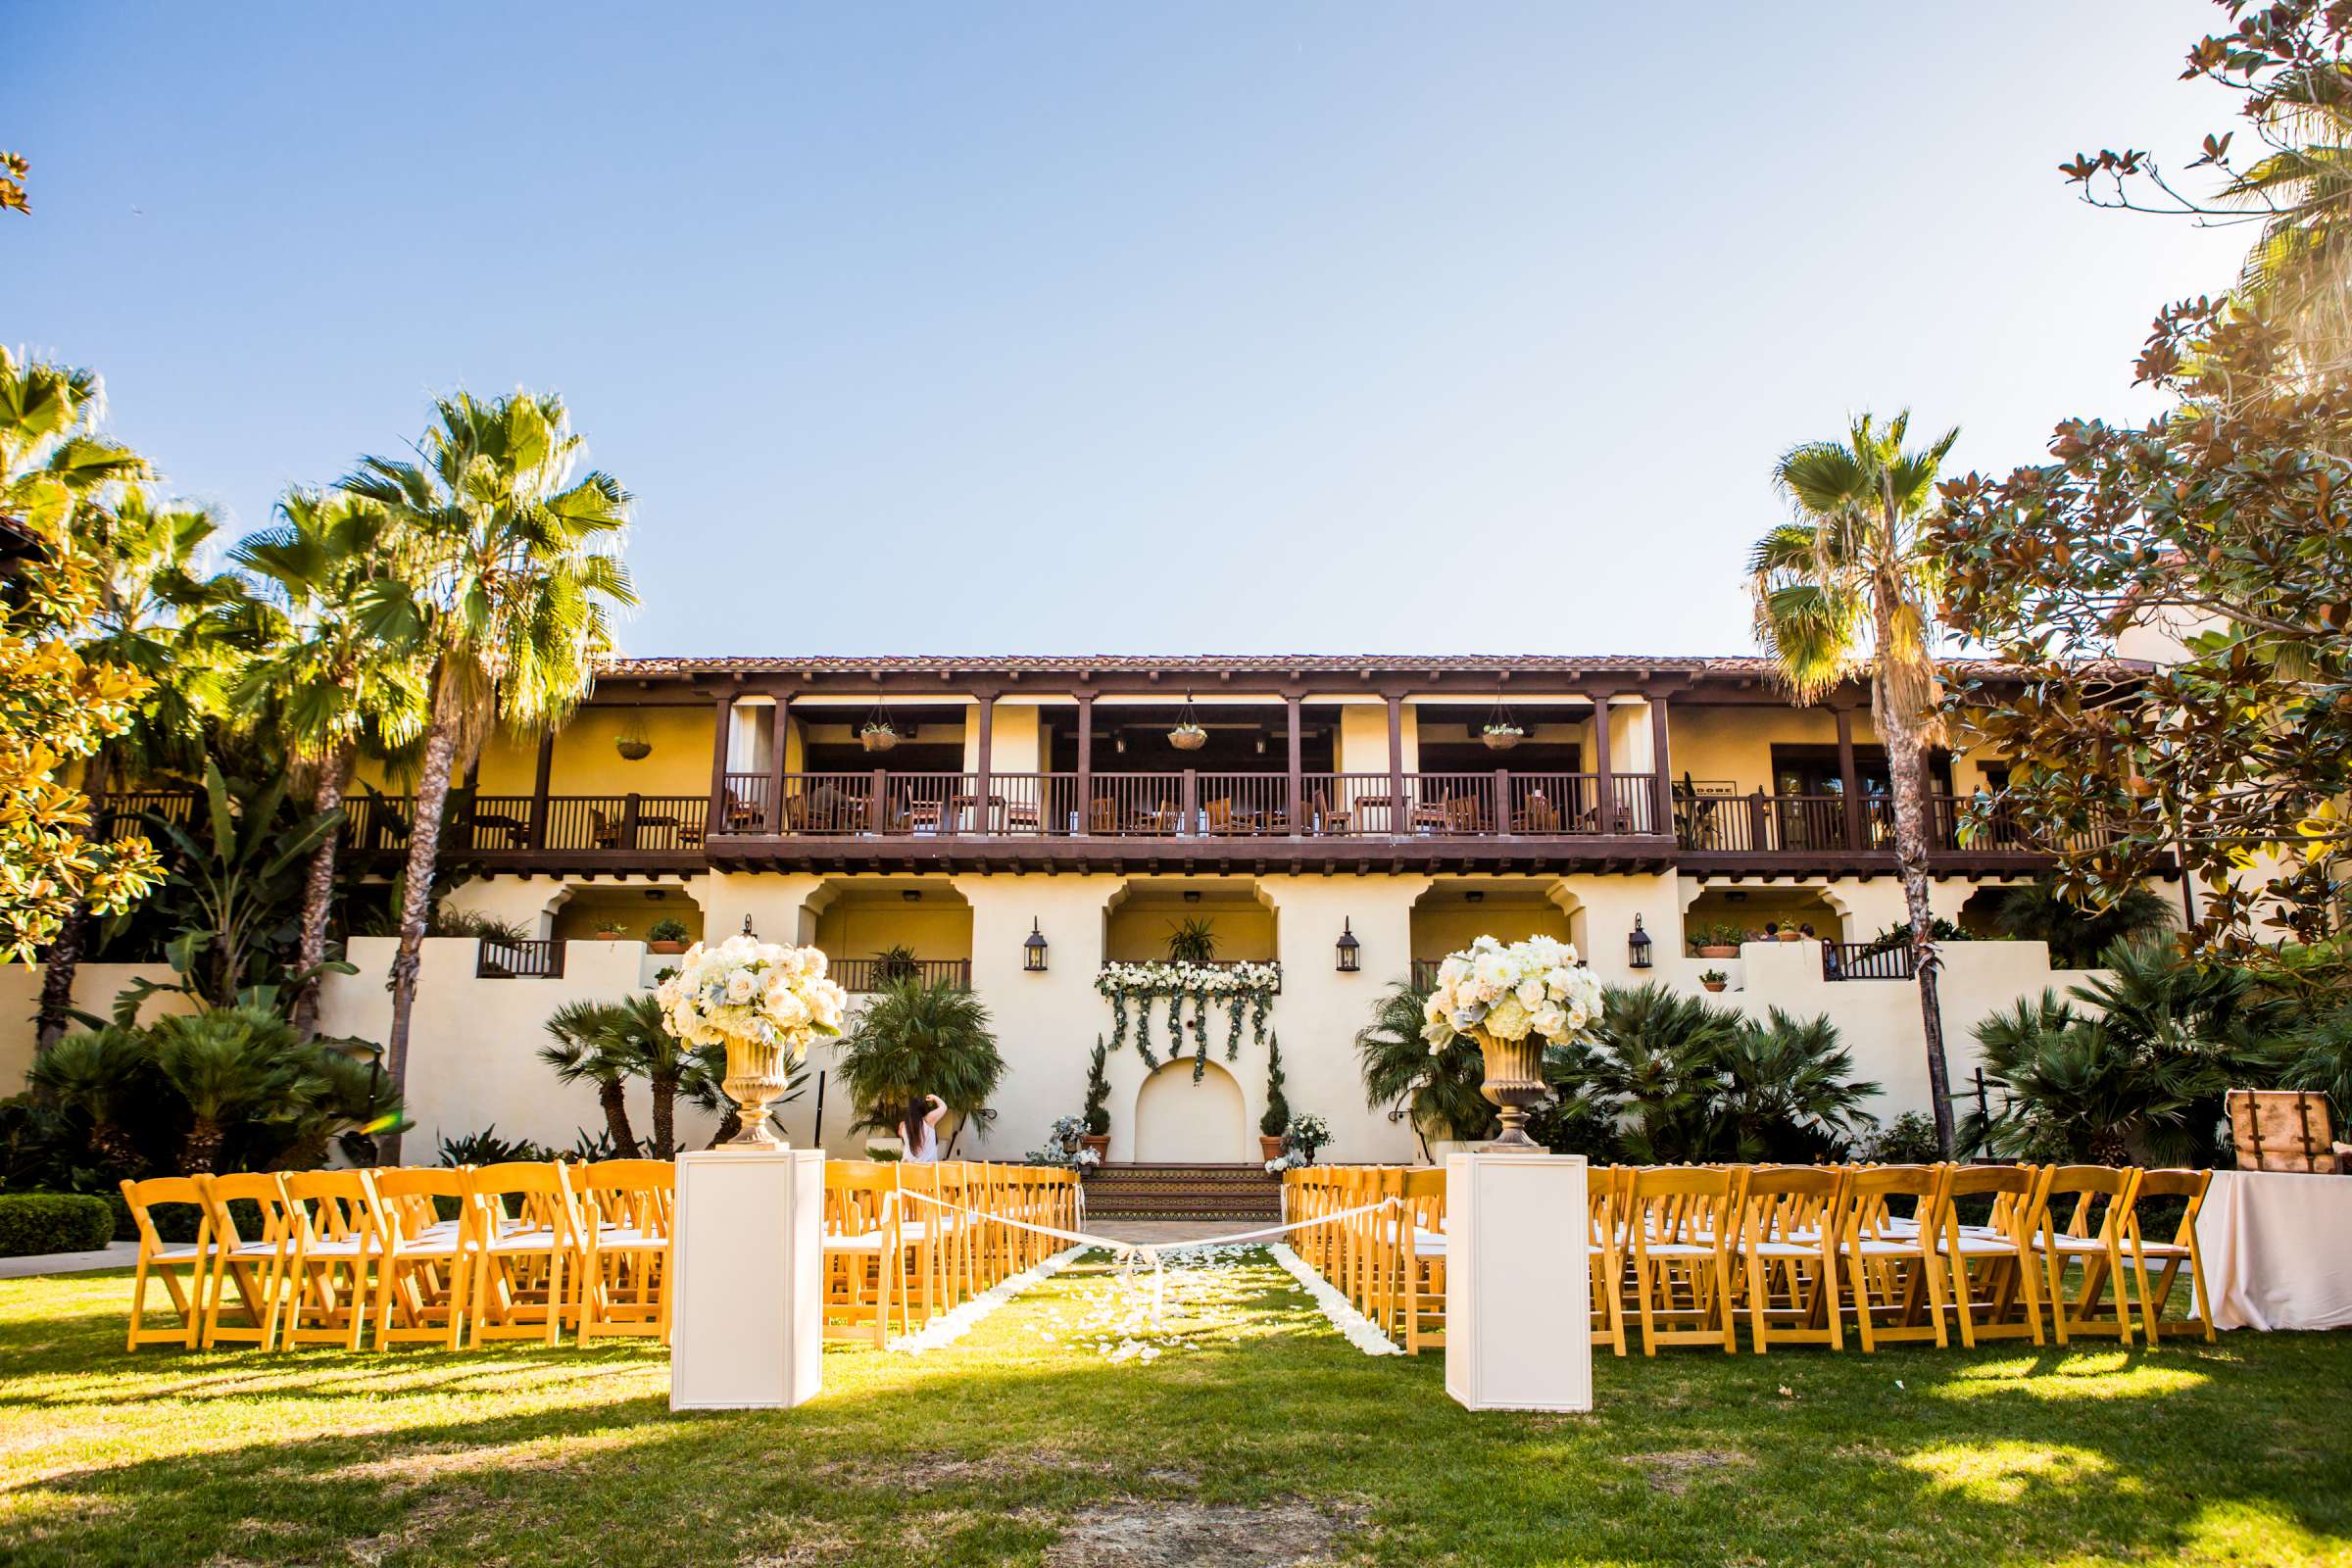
[670,1148,824,1411]
[1444,1151,1592,1412]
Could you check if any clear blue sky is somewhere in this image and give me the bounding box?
[8,1,2247,659]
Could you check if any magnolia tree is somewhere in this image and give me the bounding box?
[1936,1,2352,987]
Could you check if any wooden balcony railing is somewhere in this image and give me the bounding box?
[477,937,565,979]
[1823,941,1912,981]
[828,956,973,992]
[1675,790,2114,858]
[710,771,1673,840]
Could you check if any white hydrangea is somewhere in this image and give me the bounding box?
[653,934,849,1057]
[1420,935,1606,1055]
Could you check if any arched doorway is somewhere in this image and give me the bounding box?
[1131,1059,1250,1163]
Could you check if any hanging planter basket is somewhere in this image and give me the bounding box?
[860,709,900,753]
[614,716,653,761]
[1169,695,1207,752]
[1481,690,1522,752]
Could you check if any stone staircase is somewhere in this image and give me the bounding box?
[1081,1162,1284,1222]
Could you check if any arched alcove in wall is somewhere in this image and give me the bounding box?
[1131,1057,1250,1163]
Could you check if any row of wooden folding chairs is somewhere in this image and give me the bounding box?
[819,1161,1081,1348]
[1284,1162,2215,1359]
[120,1160,678,1352]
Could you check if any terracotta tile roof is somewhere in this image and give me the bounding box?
[593,653,2144,679]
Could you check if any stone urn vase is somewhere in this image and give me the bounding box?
[720,1035,796,1149]
[1472,1028,1546,1149]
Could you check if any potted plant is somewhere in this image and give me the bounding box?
[860,714,899,753]
[594,917,628,941]
[1285,1111,1333,1166]
[647,916,691,955]
[1165,916,1217,964]
[1699,968,1729,994]
[1690,922,1746,960]
[1258,1034,1292,1161]
[1767,920,1801,943]
[1080,1037,1112,1162]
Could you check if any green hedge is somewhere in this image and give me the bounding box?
[0,1193,116,1256]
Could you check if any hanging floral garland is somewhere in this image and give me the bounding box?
[1096,960,1281,1082]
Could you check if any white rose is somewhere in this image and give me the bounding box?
[1484,994,1532,1041]
[726,972,756,1004]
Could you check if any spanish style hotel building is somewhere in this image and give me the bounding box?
[25,655,2176,1165]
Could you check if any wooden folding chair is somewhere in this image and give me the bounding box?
[823,1161,905,1346]
[572,1159,675,1344]
[1588,1165,1627,1356]
[1733,1166,1843,1352]
[1625,1166,1740,1353]
[1396,1168,1446,1353]
[1934,1164,2048,1347]
[466,1161,576,1347]
[120,1176,212,1351]
[196,1172,297,1350]
[280,1169,381,1350]
[364,1167,471,1349]
[2126,1168,2216,1346]
[1835,1165,1955,1351]
[2031,1165,2141,1346]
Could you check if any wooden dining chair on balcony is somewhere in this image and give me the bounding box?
[587,808,622,849]
[1203,798,1239,836]
[1088,796,1117,833]
[902,798,943,835]
[1515,790,1561,833]
[1446,795,1483,835]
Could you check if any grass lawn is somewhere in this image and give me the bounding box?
[3,1248,2348,1567]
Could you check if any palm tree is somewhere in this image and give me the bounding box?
[1750,411,1963,1152]
[1989,879,2178,968]
[0,347,147,542]
[1354,979,1494,1153]
[148,1007,316,1174]
[229,489,428,1037]
[835,977,1004,1152]
[25,1027,150,1169]
[342,392,634,1162]
[1714,1008,1881,1162]
[1574,983,1740,1163]
[35,488,248,1050]
[540,1000,645,1158]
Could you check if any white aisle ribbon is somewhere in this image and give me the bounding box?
[887,1190,1404,1348]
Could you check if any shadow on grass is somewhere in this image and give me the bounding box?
[3,1257,2350,1568]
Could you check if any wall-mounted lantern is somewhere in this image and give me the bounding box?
[1628,914,1653,970]
[1336,918,1361,973]
[1023,918,1050,973]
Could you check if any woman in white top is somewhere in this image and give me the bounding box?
[902,1092,948,1163]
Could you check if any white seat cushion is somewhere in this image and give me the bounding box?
[1744,1240,1825,1259]
[487,1228,560,1252]
[1639,1243,1720,1258]
[2034,1234,2118,1255]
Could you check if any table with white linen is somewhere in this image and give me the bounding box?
[2193,1168,2352,1331]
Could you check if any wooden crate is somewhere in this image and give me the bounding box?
[2227,1089,2341,1174]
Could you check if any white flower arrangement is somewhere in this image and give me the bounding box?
[1027,1113,1101,1168]
[1264,1153,1298,1173]
[1285,1111,1332,1157]
[1094,959,1282,999]
[1420,934,1605,1054]
[653,933,849,1058]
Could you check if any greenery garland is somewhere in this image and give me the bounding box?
[1096,960,1280,1082]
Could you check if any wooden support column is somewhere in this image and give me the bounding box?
[708,695,734,836]
[766,696,791,835]
[1285,694,1303,836]
[461,756,481,849]
[1590,691,1614,834]
[1386,693,1406,837]
[1649,696,1674,840]
[971,690,994,835]
[529,727,556,850]
[1074,692,1095,837]
[1836,707,1865,850]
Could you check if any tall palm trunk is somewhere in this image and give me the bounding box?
[650,1068,679,1159]
[597,1077,642,1158]
[180,1116,226,1176]
[1873,612,1956,1157]
[35,752,115,1056]
[291,745,356,1042]
[378,705,462,1167]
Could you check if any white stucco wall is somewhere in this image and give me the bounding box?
[0,961,198,1091]
[4,867,2140,1168]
